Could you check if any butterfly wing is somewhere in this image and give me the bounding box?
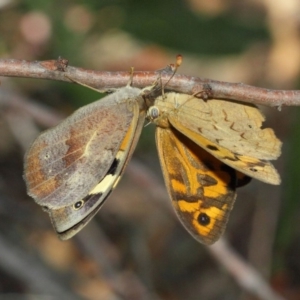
[156,126,238,245]
[48,110,146,239]
[24,86,142,209]
[24,86,144,239]
[155,93,281,185]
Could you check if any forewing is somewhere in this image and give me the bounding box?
[24,87,142,209]
[155,93,281,184]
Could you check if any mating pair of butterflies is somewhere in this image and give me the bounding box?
[24,76,281,245]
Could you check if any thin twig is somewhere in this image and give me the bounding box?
[0,58,300,107]
[208,238,285,300]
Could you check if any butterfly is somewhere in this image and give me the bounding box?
[24,76,281,245]
[147,92,281,244]
[24,85,148,240]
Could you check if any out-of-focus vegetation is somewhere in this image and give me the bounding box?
[0,0,300,299]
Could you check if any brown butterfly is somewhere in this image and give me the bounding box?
[147,93,281,244]
[24,85,148,239]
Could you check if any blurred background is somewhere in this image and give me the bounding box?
[0,0,300,299]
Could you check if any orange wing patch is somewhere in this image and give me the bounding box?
[156,127,238,245]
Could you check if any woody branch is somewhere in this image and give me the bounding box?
[0,58,300,107]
